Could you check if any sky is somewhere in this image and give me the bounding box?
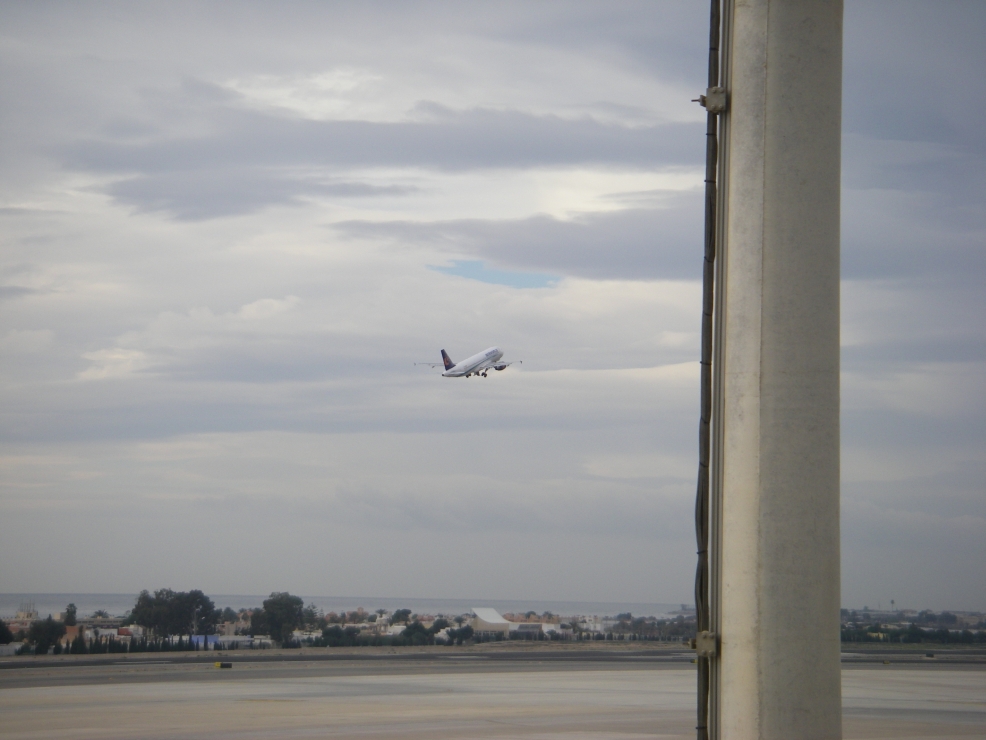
[0,1,983,612]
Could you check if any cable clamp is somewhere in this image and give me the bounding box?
[688,630,719,658]
[692,87,727,114]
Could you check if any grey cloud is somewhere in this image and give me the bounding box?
[337,189,984,287]
[475,1,708,87]
[106,170,415,220]
[0,208,60,216]
[162,337,412,383]
[842,407,984,455]
[58,102,700,218]
[0,375,690,445]
[841,189,985,284]
[330,484,692,539]
[63,105,699,174]
[0,286,40,301]
[840,135,984,278]
[836,2,986,319]
[842,277,984,368]
[841,493,985,611]
[839,2,986,293]
[843,335,986,367]
[336,200,703,281]
[843,461,985,522]
[842,134,985,203]
[314,157,983,291]
[843,1,986,146]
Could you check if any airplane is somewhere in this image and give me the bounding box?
[416,347,520,377]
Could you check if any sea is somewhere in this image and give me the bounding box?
[0,593,684,620]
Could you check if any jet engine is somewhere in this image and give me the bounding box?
[494,364,507,371]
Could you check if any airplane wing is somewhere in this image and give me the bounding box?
[414,362,444,368]
[477,359,521,371]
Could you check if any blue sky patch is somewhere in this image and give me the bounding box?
[429,260,558,289]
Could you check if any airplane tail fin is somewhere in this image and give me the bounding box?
[441,349,455,371]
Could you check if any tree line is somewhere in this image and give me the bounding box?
[841,622,986,644]
[0,590,454,653]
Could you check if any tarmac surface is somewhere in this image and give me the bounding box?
[1,645,983,739]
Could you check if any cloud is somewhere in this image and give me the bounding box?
[0,286,40,301]
[428,260,558,289]
[584,452,693,481]
[856,367,984,430]
[0,329,53,354]
[52,96,704,219]
[330,478,693,539]
[842,279,984,367]
[337,199,703,281]
[841,459,986,611]
[77,104,699,173]
[841,187,985,285]
[843,1,986,146]
[77,348,151,380]
[839,2,986,295]
[105,170,416,220]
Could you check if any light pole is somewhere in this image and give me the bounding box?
[708,2,844,738]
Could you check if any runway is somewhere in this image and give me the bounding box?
[1,648,983,739]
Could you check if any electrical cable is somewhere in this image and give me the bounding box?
[694,0,721,738]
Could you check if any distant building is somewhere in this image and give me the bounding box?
[471,608,511,638]
[5,602,40,633]
[82,616,124,630]
[577,617,617,634]
[511,623,544,638]
[0,643,20,656]
[189,635,220,647]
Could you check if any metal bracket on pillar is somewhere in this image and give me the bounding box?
[693,87,728,114]
[689,630,719,658]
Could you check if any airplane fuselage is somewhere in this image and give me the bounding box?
[442,347,504,377]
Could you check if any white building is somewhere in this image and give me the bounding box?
[471,608,511,638]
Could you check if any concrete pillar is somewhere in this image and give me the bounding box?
[712,1,843,738]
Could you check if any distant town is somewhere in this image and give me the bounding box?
[840,607,986,644]
[1,590,984,656]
